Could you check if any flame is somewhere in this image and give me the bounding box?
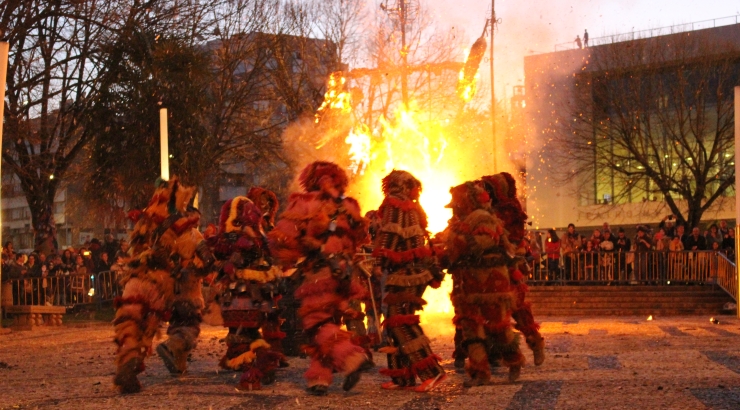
[457,66,479,103]
[457,47,482,103]
[315,72,351,125]
[345,125,372,175]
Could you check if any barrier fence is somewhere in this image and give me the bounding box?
[2,251,738,311]
[530,250,736,296]
[1,270,121,309]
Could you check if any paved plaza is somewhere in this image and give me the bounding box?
[1,315,740,409]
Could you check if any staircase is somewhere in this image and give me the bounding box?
[528,285,736,316]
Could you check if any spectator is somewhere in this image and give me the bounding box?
[584,29,589,47]
[658,215,677,238]
[718,220,729,238]
[26,254,42,278]
[2,241,15,262]
[614,228,631,281]
[575,35,582,49]
[119,238,130,256]
[81,248,95,273]
[601,222,612,236]
[96,252,112,274]
[722,228,735,260]
[685,227,707,251]
[582,240,597,280]
[561,223,581,280]
[528,232,542,279]
[102,229,120,261]
[599,231,615,281]
[590,228,603,249]
[61,249,75,273]
[634,227,652,281]
[668,235,685,280]
[635,227,653,251]
[676,224,688,245]
[705,224,723,250]
[545,229,561,282]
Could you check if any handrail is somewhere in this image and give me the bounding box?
[552,15,740,52]
[0,270,122,308]
[715,252,737,302]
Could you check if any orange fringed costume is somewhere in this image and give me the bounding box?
[113,178,216,394]
[268,161,372,396]
[444,180,525,387]
[374,170,446,392]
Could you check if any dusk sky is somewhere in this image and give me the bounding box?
[422,0,740,104]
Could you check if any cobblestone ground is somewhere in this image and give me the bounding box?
[2,315,740,409]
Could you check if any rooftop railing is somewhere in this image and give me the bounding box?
[553,15,740,52]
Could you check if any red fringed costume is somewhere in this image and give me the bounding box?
[113,178,216,394]
[374,170,446,392]
[207,194,284,390]
[444,180,525,386]
[246,187,288,361]
[480,173,545,366]
[268,161,372,396]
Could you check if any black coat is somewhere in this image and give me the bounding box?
[684,234,707,251]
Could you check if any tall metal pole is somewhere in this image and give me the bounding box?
[490,0,497,173]
[0,42,8,323]
[734,86,740,317]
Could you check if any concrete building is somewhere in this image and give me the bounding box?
[523,19,740,231]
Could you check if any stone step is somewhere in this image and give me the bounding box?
[534,308,729,316]
[524,285,735,316]
[532,302,727,310]
[529,285,718,292]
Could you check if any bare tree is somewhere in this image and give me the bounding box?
[553,31,740,228]
[0,0,149,253]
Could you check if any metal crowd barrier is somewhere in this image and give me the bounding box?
[1,270,122,308]
[529,250,733,289]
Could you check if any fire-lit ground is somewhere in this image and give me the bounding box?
[2,316,740,409]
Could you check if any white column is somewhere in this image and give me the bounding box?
[0,42,9,319]
[159,108,169,181]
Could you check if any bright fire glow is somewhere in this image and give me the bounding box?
[312,64,498,334]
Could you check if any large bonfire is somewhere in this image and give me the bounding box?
[287,45,507,334]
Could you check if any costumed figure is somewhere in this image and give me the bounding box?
[480,173,545,367]
[268,161,373,396]
[246,187,289,364]
[208,195,284,390]
[374,170,446,392]
[113,178,216,394]
[345,210,383,356]
[444,180,525,386]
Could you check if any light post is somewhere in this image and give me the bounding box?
[160,108,169,181]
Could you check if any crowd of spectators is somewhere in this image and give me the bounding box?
[529,216,736,282]
[1,230,128,306]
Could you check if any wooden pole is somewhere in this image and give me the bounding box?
[0,42,9,321]
[159,108,169,181]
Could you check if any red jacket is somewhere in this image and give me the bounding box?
[545,240,560,260]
